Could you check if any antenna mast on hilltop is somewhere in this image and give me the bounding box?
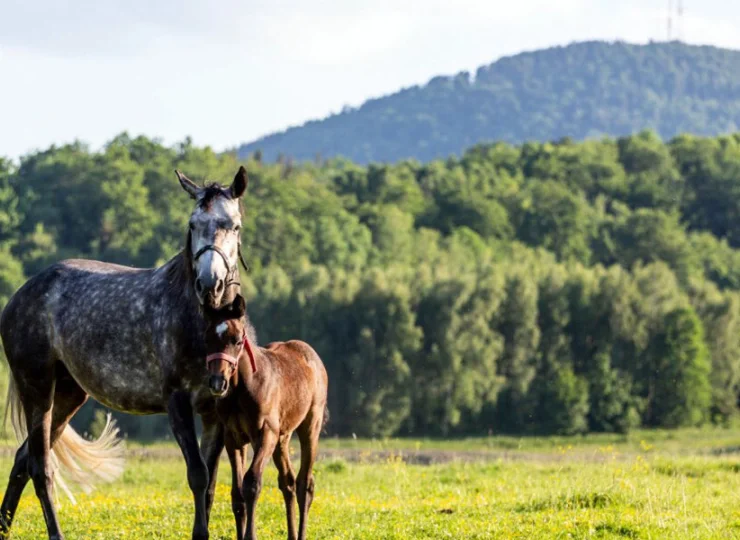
[668,0,685,42]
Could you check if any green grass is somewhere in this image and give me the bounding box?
[4,430,740,538]
[317,425,740,454]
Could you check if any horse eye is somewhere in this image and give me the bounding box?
[189,222,195,230]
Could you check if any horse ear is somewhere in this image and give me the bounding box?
[230,166,248,199]
[175,170,199,199]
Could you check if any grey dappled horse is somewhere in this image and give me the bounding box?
[0,166,249,540]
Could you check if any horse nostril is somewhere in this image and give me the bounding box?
[214,279,224,295]
[195,278,204,295]
[209,376,227,394]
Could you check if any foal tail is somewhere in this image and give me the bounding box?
[5,375,125,504]
[321,403,330,434]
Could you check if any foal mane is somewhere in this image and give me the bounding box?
[243,314,258,347]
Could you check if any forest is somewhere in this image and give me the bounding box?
[2,130,740,439]
[239,41,740,164]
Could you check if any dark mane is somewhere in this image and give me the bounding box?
[164,230,195,299]
[199,183,231,210]
[198,181,245,226]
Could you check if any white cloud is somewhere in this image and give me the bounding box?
[683,12,739,48]
[262,11,412,66]
[0,0,253,56]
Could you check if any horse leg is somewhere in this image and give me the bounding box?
[0,375,88,538]
[296,415,322,540]
[0,439,30,539]
[226,436,248,540]
[272,434,297,540]
[200,416,224,524]
[168,391,209,540]
[243,429,278,540]
[22,370,65,540]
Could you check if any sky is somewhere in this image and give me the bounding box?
[1,0,739,160]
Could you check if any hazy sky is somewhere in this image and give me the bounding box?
[1,0,738,159]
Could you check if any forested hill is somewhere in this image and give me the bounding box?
[238,41,740,164]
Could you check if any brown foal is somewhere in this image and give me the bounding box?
[203,295,328,540]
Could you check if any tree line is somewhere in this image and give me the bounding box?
[2,130,740,438]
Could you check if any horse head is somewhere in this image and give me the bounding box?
[176,166,248,309]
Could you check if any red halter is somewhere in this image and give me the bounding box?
[206,330,257,373]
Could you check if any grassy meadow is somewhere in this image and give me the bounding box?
[3,429,740,538]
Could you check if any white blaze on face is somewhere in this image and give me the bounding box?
[216,322,229,338]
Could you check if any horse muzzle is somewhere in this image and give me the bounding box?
[208,375,229,397]
[195,276,226,308]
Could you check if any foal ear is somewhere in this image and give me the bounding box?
[175,170,199,199]
[230,166,248,199]
[228,294,247,319]
[202,302,220,322]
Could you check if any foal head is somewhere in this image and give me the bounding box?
[203,295,249,397]
[176,166,248,309]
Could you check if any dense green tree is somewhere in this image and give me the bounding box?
[411,269,505,435]
[618,130,683,212]
[328,271,420,437]
[4,131,740,438]
[527,360,589,436]
[644,307,711,427]
[0,159,20,244]
[492,273,540,432]
[94,144,157,262]
[515,180,594,263]
[607,210,696,283]
[586,350,641,433]
[674,134,740,245]
[688,281,740,422]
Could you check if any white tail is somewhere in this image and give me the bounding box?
[5,375,125,504]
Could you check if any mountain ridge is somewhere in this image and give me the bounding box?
[238,40,740,164]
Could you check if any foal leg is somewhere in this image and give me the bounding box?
[168,391,209,540]
[200,417,224,524]
[0,376,87,538]
[226,436,248,540]
[296,417,322,540]
[244,429,278,540]
[273,434,298,540]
